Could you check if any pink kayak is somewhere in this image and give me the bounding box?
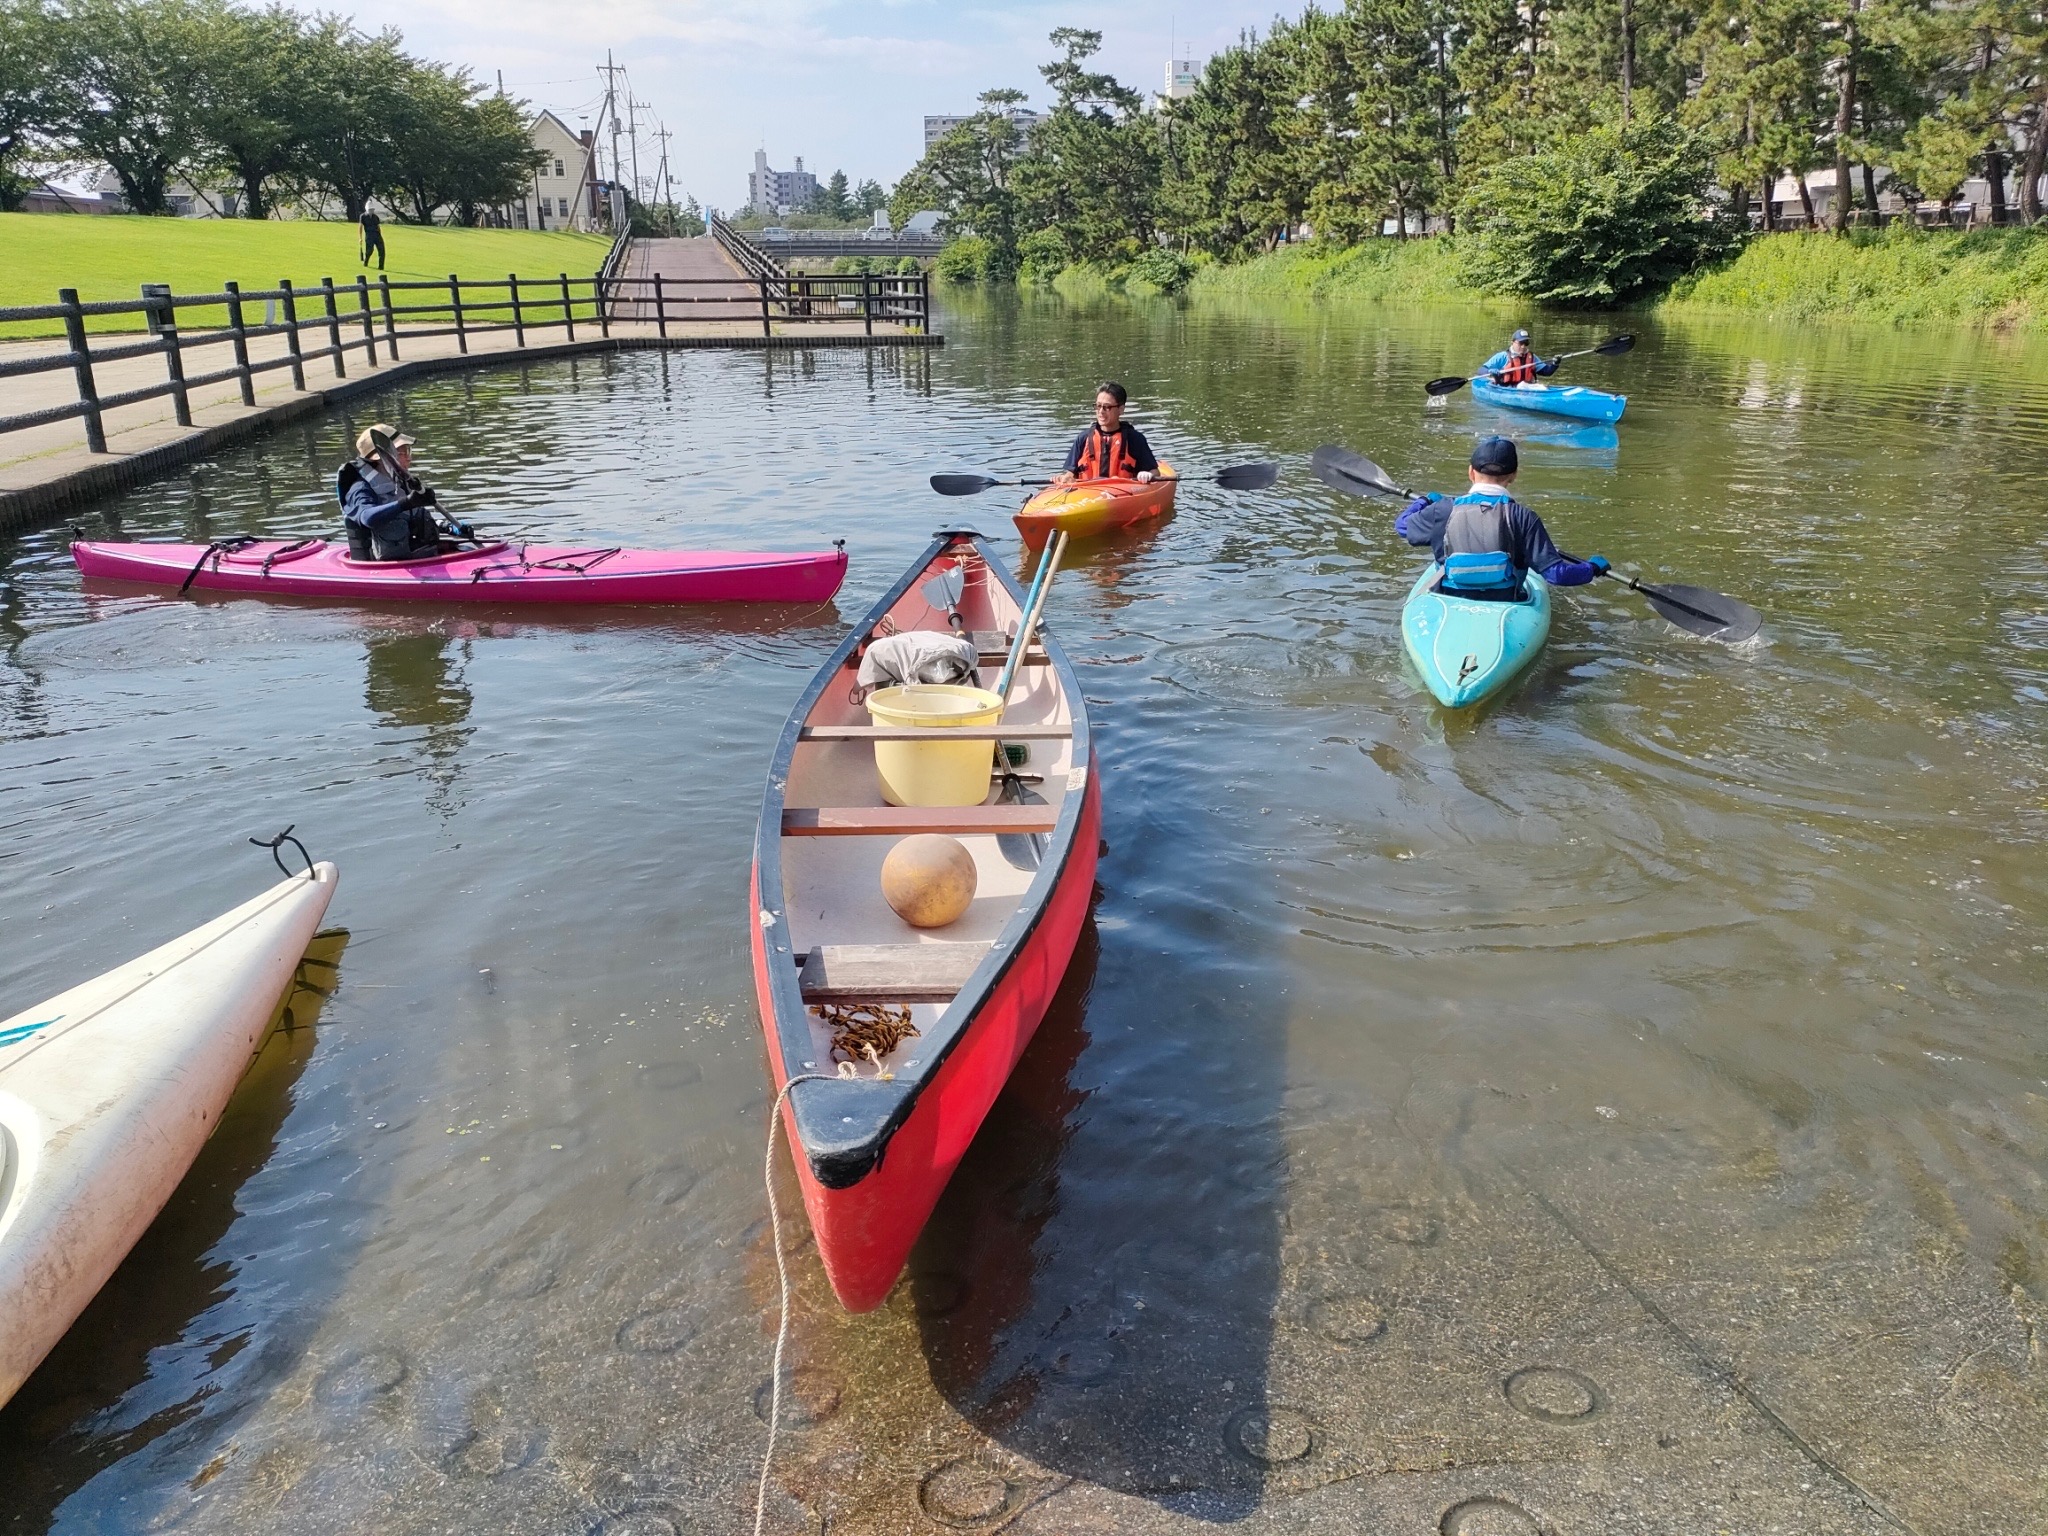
[70,537,848,606]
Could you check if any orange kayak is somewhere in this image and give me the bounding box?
[1014,466,1177,549]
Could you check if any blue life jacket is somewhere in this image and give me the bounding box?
[1440,492,1519,592]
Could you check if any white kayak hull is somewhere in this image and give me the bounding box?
[0,863,338,1407]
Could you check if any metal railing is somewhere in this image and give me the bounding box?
[0,266,931,454]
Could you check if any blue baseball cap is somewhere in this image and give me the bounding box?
[1471,436,1519,475]
[1511,329,1531,341]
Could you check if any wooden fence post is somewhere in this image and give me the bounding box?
[862,272,873,336]
[379,274,400,358]
[280,279,306,389]
[224,280,256,406]
[59,288,106,453]
[595,273,609,338]
[653,272,667,338]
[758,276,772,338]
[354,275,378,366]
[559,271,575,342]
[509,273,524,346]
[449,274,468,354]
[144,283,192,426]
[320,277,345,378]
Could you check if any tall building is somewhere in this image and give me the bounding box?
[749,150,819,216]
[1162,56,1203,101]
[922,107,1045,153]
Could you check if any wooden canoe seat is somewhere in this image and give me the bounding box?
[782,805,1058,836]
[798,941,992,1002]
[799,724,1072,743]
[973,629,1049,666]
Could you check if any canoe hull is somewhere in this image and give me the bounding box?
[1471,378,1627,423]
[0,865,338,1407]
[749,772,1099,1311]
[71,538,849,606]
[1401,565,1552,708]
[750,531,1097,1312]
[1014,473,1177,549]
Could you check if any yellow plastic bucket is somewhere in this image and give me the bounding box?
[864,685,1004,806]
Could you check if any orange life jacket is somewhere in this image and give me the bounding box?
[1497,351,1538,386]
[1075,424,1141,480]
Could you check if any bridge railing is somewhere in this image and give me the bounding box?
[0,268,932,454]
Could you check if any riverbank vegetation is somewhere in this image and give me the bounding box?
[897,7,2048,308]
[1,0,543,222]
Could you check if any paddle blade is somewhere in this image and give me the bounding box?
[1424,375,1471,397]
[1636,580,1762,642]
[1310,445,1402,498]
[1594,333,1637,356]
[931,474,1000,497]
[921,568,964,611]
[1213,461,1279,491]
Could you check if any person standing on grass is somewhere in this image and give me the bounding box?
[360,209,386,271]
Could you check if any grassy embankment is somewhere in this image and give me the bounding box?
[1172,224,2048,330]
[0,214,612,338]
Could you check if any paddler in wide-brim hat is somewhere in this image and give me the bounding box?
[336,422,441,562]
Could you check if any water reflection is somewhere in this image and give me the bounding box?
[363,628,474,817]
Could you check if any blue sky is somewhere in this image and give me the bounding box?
[345,0,1262,211]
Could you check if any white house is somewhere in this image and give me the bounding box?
[516,111,600,232]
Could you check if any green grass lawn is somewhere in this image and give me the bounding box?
[0,214,613,337]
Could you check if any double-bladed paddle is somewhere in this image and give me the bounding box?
[930,462,1280,497]
[1308,443,1763,643]
[1425,334,1637,398]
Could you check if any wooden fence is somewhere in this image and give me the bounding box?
[0,267,932,455]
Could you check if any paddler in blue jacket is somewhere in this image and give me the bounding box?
[1397,437,1607,597]
[337,424,441,561]
[1481,330,1560,387]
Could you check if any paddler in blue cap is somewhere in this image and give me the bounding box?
[1396,436,1607,597]
[1480,330,1559,387]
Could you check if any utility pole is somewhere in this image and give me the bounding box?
[653,123,674,232]
[629,95,647,211]
[597,52,628,229]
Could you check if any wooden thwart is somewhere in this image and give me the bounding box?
[799,724,1072,742]
[782,805,1059,836]
[798,941,992,1002]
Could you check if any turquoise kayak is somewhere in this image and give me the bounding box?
[1401,565,1552,708]
[1471,378,1627,423]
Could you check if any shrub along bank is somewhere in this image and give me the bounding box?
[941,225,2048,332]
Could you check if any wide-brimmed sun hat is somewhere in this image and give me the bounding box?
[355,423,414,459]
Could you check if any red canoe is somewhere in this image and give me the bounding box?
[70,537,848,606]
[749,530,1100,1311]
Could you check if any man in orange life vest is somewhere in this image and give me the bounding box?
[1054,381,1160,484]
[1480,329,1560,387]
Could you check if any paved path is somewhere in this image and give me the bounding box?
[615,237,764,325]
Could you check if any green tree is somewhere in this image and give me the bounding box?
[854,177,886,214]
[1013,28,1164,263]
[295,23,408,221]
[0,0,71,210]
[1302,0,1451,241]
[54,0,221,214]
[1163,22,1321,254]
[192,1,307,218]
[891,88,1031,268]
[1459,114,1737,300]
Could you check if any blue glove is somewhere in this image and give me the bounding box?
[1403,494,1436,516]
[1586,555,1610,574]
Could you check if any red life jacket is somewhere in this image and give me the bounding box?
[1075,424,1141,480]
[1497,350,1538,386]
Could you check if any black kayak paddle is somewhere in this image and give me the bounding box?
[1308,443,1762,644]
[1425,333,1636,398]
[930,462,1279,497]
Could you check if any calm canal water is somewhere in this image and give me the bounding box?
[2,293,2045,1535]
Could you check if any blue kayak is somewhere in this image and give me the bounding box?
[1400,565,1552,708]
[1471,377,1627,423]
